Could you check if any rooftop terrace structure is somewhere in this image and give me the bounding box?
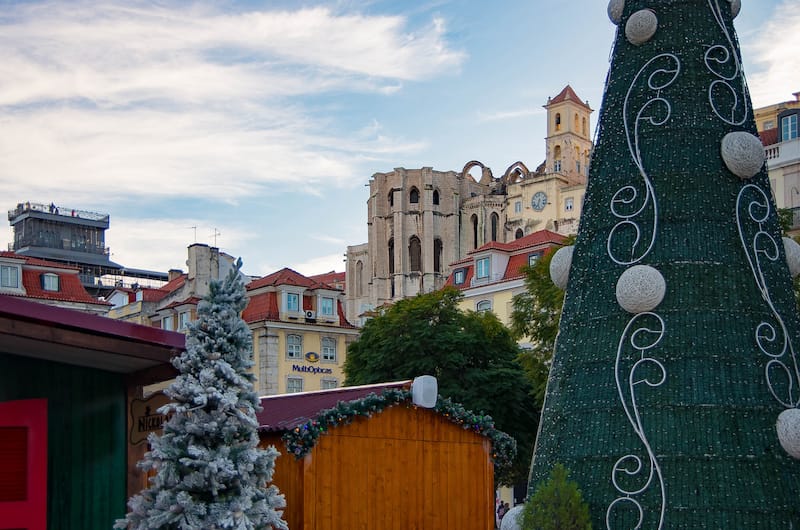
[8,201,167,295]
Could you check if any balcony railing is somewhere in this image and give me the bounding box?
[8,202,109,223]
[765,137,800,169]
[470,272,505,287]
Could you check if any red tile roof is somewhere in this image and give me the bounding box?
[760,127,779,146]
[138,274,187,303]
[241,291,355,328]
[20,269,108,305]
[1,251,108,306]
[548,85,592,110]
[469,230,566,254]
[337,300,355,328]
[257,381,411,432]
[248,268,331,291]
[242,291,279,323]
[308,271,345,288]
[0,251,80,270]
[446,230,566,289]
[159,296,201,311]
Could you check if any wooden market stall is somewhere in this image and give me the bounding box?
[0,294,185,530]
[258,381,503,530]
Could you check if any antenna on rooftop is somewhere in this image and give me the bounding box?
[188,226,197,243]
[210,228,220,247]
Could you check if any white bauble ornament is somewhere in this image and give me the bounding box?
[607,0,625,25]
[776,408,800,459]
[729,0,741,18]
[721,131,765,179]
[549,245,574,290]
[783,237,800,278]
[500,505,524,530]
[625,9,658,46]
[615,265,666,314]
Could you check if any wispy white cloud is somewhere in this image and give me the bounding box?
[476,107,546,123]
[312,234,348,245]
[292,253,348,277]
[106,217,258,273]
[0,1,464,203]
[744,0,800,107]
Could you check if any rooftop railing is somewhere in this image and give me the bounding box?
[8,202,109,223]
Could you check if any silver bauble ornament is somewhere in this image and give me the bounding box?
[615,265,666,314]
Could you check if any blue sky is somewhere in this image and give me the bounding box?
[1,0,797,278]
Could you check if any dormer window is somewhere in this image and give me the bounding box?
[476,257,490,279]
[782,113,798,141]
[453,269,465,285]
[41,273,59,292]
[0,265,20,289]
[320,296,334,317]
[285,292,300,313]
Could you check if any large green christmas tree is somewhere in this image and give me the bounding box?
[529,1,800,527]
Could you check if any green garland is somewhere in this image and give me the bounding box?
[281,388,516,477]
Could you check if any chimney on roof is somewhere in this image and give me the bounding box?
[187,243,219,297]
[168,269,183,282]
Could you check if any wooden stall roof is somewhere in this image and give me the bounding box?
[257,381,411,432]
[0,294,185,384]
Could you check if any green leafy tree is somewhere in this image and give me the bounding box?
[510,237,574,404]
[521,464,591,530]
[344,286,538,485]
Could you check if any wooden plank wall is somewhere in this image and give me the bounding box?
[261,433,305,528]
[263,404,494,530]
[0,353,127,530]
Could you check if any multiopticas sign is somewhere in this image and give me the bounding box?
[292,364,333,375]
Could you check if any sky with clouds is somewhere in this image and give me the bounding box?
[1,0,797,278]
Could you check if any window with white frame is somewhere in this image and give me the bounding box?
[321,337,337,362]
[476,300,492,312]
[565,197,574,212]
[162,315,174,331]
[178,311,190,330]
[286,334,303,359]
[476,257,490,279]
[453,269,465,285]
[41,273,59,292]
[783,114,798,141]
[0,265,20,289]
[321,378,338,390]
[514,201,522,213]
[286,292,300,313]
[529,252,543,266]
[287,377,304,393]
[320,297,334,317]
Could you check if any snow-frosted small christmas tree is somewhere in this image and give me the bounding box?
[117,259,287,530]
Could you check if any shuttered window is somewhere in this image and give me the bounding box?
[0,427,27,501]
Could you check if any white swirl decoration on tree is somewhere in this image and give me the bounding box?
[704,0,749,126]
[607,53,681,266]
[607,312,667,530]
[736,184,800,409]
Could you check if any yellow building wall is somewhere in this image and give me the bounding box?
[457,289,517,328]
[250,327,350,394]
[107,301,151,326]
